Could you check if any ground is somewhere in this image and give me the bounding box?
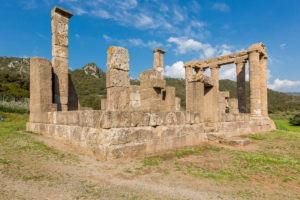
[1,112,300,200]
[270,111,300,132]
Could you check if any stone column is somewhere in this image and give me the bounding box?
[248,50,261,117]
[106,46,130,110]
[51,6,73,111]
[184,62,194,111]
[210,64,220,90]
[195,67,205,75]
[30,57,55,123]
[153,48,166,79]
[260,55,268,117]
[235,59,247,113]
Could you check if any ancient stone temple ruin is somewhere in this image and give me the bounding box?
[26,6,276,160]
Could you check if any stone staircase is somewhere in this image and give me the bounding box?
[204,126,251,147]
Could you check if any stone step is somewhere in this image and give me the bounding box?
[219,137,251,146]
[206,132,225,141]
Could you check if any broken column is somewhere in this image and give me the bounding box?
[153,48,166,79]
[218,91,229,113]
[163,86,176,111]
[235,58,247,113]
[106,47,130,110]
[228,98,239,114]
[30,57,56,123]
[248,44,262,117]
[184,61,194,111]
[51,6,73,111]
[210,64,220,91]
[260,55,268,117]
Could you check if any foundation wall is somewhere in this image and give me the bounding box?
[26,110,275,160]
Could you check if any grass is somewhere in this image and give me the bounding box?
[173,148,202,159]
[273,119,300,133]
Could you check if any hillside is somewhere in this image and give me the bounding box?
[1,56,300,112]
[286,92,300,96]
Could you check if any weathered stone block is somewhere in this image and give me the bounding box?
[67,111,79,125]
[100,110,131,129]
[107,47,129,71]
[149,111,164,126]
[107,87,130,110]
[138,69,161,81]
[140,79,166,89]
[101,99,107,110]
[175,98,181,111]
[52,45,68,58]
[130,111,150,127]
[164,112,177,125]
[52,34,68,47]
[140,99,164,111]
[140,88,161,100]
[106,69,130,88]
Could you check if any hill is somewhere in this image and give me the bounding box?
[1,56,300,113]
[286,92,300,96]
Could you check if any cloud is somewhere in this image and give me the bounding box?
[212,3,229,12]
[268,79,300,91]
[167,37,205,54]
[91,9,112,19]
[128,38,163,48]
[21,0,37,9]
[75,34,80,38]
[103,35,113,41]
[36,32,46,38]
[71,6,87,15]
[221,24,229,29]
[164,61,185,78]
[219,64,236,80]
[280,44,286,49]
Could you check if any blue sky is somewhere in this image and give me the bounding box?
[1,0,300,92]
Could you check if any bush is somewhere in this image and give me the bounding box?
[290,114,300,126]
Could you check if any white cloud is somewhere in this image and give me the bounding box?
[268,79,300,91]
[71,6,87,15]
[280,44,286,49]
[21,0,37,9]
[212,3,230,12]
[167,37,204,54]
[128,38,163,48]
[164,61,185,78]
[219,64,236,80]
[103,35,113,41]
[75,34,80,38]
[36,32,46,38]
[147,41,163,49]
[128,38,144,46]
[91,9,112,19]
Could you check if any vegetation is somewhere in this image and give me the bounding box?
[290,113,300,126]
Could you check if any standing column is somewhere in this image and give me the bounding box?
[153,48,166,79]
[51,6,73,111]
[235,59,247,113]
[248,49,262,117]
[260,55,268,117]
[210,64,220,90]
[184,62,194,111]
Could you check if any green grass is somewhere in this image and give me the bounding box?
[273,119,300,133]
[173,148,202,159]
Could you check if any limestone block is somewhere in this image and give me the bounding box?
[140,99,164,111]
[31,104,55,113]
[138,69,161,81]
[131,111,150,127]
[140,79,166,89]
[164,112,177,125]
[176,112,186,125]
[100,110,131,129]
[101,99,107,110]
[106,69,130,88]
[107,47,129,71]
[163,87,176,111]
[130,93,140,101]
[130,127,156,142]
[130,100,140,110]
[149,111,164,126]
[175,98,181,111]
[29,112,49,124]
[52,57,68,74]
[140,88,161,100]
[56,111,68,125]
[185,112,195,124]
[52,45,68,58]
[52,34,68,47]
[129,85,140,93]
[51,6,73,20]
[51,20,69,36]
[244,114,251,121]
[107,87,130,110]
[67,111,79,125]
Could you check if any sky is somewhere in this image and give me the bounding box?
[1,0,300,92]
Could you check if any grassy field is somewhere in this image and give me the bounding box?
[1,112,300,199]
[270,112,300,133]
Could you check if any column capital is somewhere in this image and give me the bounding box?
[209,63,220,69]
[153,48,166,54]
[51,6,73,19]
[184,61,194,68]
[235,58,247,65]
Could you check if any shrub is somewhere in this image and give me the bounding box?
[290,114,300,126]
